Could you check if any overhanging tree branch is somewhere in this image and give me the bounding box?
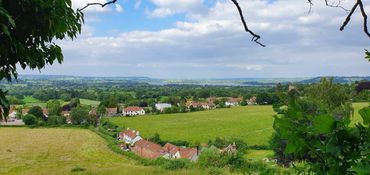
[231,0,265,47]
[79,0,117,11]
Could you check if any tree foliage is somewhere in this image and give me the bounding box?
[271,78,369,174]
[28,106,44,120]
[46,100,61,116]
[0,0,83,119]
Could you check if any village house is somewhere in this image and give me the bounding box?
[106,107,117,116]
[206,97,218,103]
[22,108,29,116]
[122,106,145,116]
[131,139,165,159]
[118,128,143,146]
[247,96,257,105]
[186,100,215,110]
[225,97,243,106]
[43,108,49,118]
[155,103,172,111]
[222,142,238,155]
[162,143,199,161]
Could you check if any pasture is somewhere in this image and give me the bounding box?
[109,103,369,146]
[109,105,276,146]
[80,98,100,106]
[0,128,207,175]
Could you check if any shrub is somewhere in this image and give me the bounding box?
[47,115,66,126]
[161,159,190,170]
[197,147,227,168]
[28,106,45,120]
[22,114,37,125]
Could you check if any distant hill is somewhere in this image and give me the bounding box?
[298,76,370,84]
[4,75,370,87]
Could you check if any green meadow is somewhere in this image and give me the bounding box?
[0,128,210,175]
[109,103,369,146]
[80,98,100,106]
[109,105,275,146]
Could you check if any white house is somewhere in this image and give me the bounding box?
[155,103,172,111]
[122,106,145,116]
[118,128,143,146]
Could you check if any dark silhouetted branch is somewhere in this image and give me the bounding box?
[339,0,369,38]
[231,0,266,47]
[357,0,370,38]
[79,0,117,11]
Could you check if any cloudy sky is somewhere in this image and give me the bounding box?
[20,0,370,78]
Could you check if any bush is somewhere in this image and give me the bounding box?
[22,114,37,125]
[28,106,45,120]
[47,115,66,126]
[197,147,227,168]
[161,159,190,170]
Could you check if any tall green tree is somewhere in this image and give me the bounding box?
[46,100,62,116]
[0,0,83,120]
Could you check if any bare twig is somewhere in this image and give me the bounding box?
[324,0,350,12]
[79,0,117,11]
[231,0,265,47]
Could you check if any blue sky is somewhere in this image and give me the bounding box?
[20,0,370,78]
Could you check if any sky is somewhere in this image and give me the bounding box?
[19,0,370,78]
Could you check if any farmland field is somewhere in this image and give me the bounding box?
[0,128,208,175]
[109,105,275,146]
[80,98,100,106]
[109,103,369,146]
[22,96,46,108]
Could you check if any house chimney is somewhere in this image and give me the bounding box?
[136,131,140,136]
[196,146,199,155]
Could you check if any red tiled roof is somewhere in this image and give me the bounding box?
[106,108,117,114]
[135,140,163,151]
[123,106,144,112]
[227,97,243,103]
[120,129,138,139]
[179,148,198,159]
[163,143,179,154]
[132,139,164,159]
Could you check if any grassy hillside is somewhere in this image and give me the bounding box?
[109,103,369,146]
[109,105,275,146]
[0,128,208,175]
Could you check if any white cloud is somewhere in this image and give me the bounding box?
[20,0,370,78]
[147,0,206,18]
[115,4,124,12]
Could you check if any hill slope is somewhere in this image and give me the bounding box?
[0,128,205,175]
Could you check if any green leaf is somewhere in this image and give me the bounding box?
[314,114,335,133]
[285,141,297,154]
[365,49,370,61]
[358,107,370,125]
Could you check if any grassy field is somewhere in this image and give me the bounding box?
[109,105,275,146]
[80,99,100,106]
[0,128,211,175]
[22,96,46,108]
[109,103,369,146]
